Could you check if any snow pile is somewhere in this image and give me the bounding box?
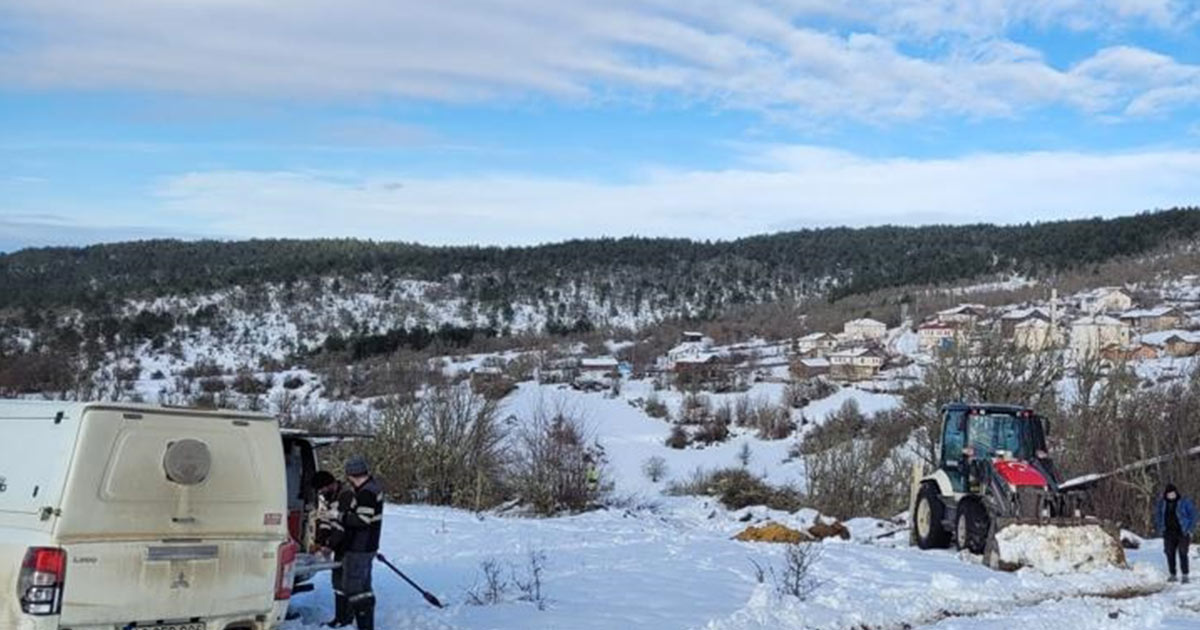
[993,524,1125,574]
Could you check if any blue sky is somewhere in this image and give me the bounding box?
[3,1,1200,251]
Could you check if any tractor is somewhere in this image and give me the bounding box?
[909,403,1124,570]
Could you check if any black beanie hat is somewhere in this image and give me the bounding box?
[312,470,337,490]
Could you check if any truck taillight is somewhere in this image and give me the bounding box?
[18,547,66,616]
[275,541,298,601]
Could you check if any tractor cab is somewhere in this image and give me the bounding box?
[938,403,1052,493]
[912,401,1122,570]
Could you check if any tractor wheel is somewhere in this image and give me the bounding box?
[956,499,990,555]
[914,483,951,549]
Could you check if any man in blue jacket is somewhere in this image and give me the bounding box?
[1154,483,1197,583]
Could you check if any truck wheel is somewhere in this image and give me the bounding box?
[914,484,951,549]
[956,499,989,555]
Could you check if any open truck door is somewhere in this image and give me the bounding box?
[279,429,373,586]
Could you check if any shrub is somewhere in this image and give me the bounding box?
[773,543,823,600]
[512,405,606,515]
[644,393,669,419]
[693,419,731,445]
[181,360,223,379]
[642,456,669,482]
[232,371,272,395]
[282,375,306,390]
[783,378,837,409]
[665,425,691,449]
[679,393,712,425]
[199,377,227,393]
[668,467,803,512]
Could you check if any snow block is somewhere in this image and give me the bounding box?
[992,524,1126,574]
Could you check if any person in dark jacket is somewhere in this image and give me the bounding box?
[311,470,350,627]
[1154,483,1198,583]
[339,455,384,630]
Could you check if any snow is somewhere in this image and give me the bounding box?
[279,501,1195,630]
[993,524,1125,574]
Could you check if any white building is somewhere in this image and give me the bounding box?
[1070,315,1132,359]
[917,322,959,352]
[1079,288,1134,314]
[1013,318,1060,351]
[936,304,988,326]
[665,333,713,367]
[796,332,838,356]
[843,318,887,341]
[828,347,885,381]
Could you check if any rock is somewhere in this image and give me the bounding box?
[807,519,851,541]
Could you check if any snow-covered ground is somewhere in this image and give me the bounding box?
[281,501,1200,630]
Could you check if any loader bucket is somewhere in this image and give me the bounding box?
[983,517,1126,573]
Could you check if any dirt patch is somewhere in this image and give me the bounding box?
[734,522,814,543]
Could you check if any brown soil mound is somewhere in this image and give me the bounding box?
[808,520,851,541]
[734,522,814,543]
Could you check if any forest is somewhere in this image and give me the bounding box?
[2,208,1198,312]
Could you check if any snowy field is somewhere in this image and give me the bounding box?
[282,500,1200,630]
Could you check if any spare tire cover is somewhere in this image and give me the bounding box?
[163,439,212,486]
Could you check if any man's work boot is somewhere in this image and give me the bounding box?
[1183,575,1191,585]
[353,598,375,630]
[1169,574,1178,583]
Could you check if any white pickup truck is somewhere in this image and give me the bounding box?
[0,402,298,630]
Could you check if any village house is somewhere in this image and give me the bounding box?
[1012,318,1060,351]
[790,357,831,380]
[1141,330,1200,358]
[917,321,959,353]
[1000,307,1051,338]
[1070,315,1132,359]
[936,304,988,326]
[672,352,727,391]
[795,332,838,357]
[828,347,885,381]
[1078,287,1134,314]
[1100,343,1159,363]
[665,331,713,367]
[574,356,619,389]
[843,318,888,341]
[1119,306,1187,332]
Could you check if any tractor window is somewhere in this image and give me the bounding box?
[940,409,966,467]
[968,414,1039,459]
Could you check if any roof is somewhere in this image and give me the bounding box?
[675,352,717,364]
[1119,306,1182,319]
[941,402,1031,415]
[1140,330,1200,346]
[938,304,987,315]
[580,357,619,368]
[1001,307,1051,320]
[918,321,956,330]
[1014,318,1051,328]
[799,357,830,368]
[0,401,274,423]
[798,332,835,341]
[845,318,886,328]
[1072,315,1127,327]
[1082,286,1130,298]
[830,347,883,358]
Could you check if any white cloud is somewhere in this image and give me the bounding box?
[146,146,1200,245]
[1,1,1196,121]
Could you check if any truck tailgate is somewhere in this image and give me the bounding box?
[58,539,279,626]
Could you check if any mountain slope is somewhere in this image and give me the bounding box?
[3,208,1198,315]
